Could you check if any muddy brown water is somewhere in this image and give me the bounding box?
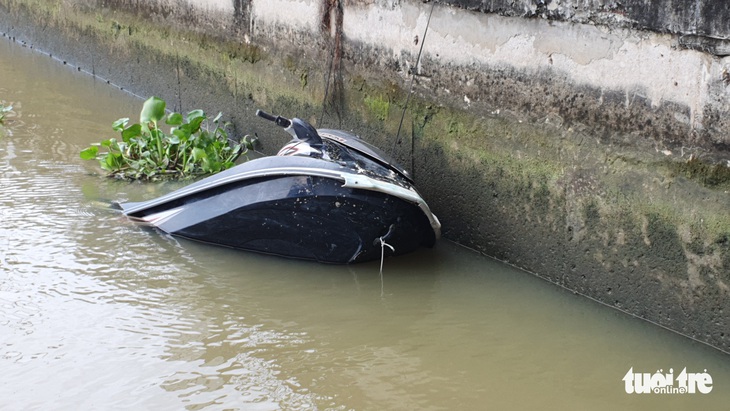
[1,37,728,410]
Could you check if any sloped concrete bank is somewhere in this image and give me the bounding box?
[1,0,728,352]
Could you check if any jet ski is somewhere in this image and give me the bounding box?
[119,109,440,263]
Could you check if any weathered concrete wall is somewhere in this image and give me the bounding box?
[442,0,730,42]
[0,0,728,352]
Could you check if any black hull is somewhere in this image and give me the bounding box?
[153,176,434,263]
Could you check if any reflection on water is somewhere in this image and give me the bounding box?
[0,37,728,410]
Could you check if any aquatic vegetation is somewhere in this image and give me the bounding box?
[81,96,251,180]
[0,102,12,124]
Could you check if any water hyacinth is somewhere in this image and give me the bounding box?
[0,102,12,124]
[81,96,252,180]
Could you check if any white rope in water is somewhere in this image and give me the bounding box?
[379,237,395,297]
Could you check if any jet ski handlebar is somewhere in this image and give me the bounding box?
[256,109,323,147]
[256,109,292,128]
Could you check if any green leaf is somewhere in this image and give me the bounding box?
[212,112,223,124]
[173,127,190,140]
[121,123,142,142]
[140,96,166,124]
[186,109,205,123]
[109,138,121,152]
[100,158,113,172]
[241,134,255,149]
[215,127,228,140]
[102,152,123,171]
[166,112,183,126]
[79,146,98,160]
[191,147,206,161]
[188,116,205,134]
[112,118,129,132]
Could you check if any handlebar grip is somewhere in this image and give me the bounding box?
[256,109,291,128]
[256,109,277,122]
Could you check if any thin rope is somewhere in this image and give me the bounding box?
[379,237,395,297]
[392,1,435,156]
[319,38,336,125]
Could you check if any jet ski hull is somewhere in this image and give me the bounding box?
[119,113,441,264]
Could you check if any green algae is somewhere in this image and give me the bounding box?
[668,156,730,190]
[363,94,390,122]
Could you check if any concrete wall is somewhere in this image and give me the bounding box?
[84,0,730,153]
[1,0,728,352]
[442,0,730,42]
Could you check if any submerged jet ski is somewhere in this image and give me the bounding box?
[119,110,440,263]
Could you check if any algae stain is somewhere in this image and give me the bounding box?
[299,71,308,89]
[668,156,730,189]
[447,118,462,135]
[224,42,263,64]
[364,94,390,122]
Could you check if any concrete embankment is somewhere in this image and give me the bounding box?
[1,0,728,352]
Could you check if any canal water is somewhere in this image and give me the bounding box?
[1,37,728,411]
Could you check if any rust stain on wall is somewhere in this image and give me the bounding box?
[320,0,345,123]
